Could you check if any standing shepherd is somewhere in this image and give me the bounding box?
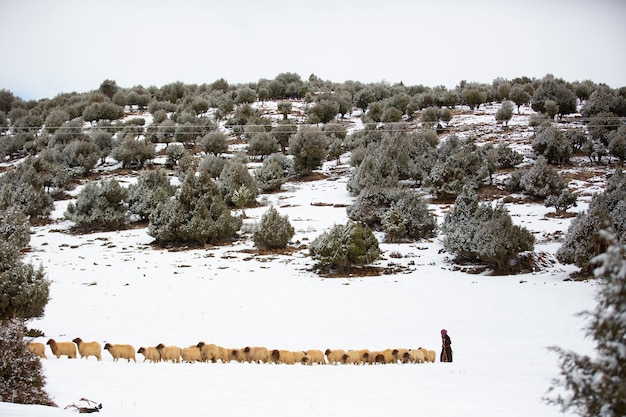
[440,329,452,362]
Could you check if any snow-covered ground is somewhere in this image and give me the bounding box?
[1,104,606,416]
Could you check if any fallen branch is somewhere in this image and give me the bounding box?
[64,398,103,413]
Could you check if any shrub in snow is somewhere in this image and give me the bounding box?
[127,169,176,222]
[271,121,297,153]
[253,206,295,250]
[608,125,626,165]
[530,76,577,116]
[547,231,626,417]
[199,154,227,179]
[288,127,328,177]
[441,185,534,274]
[544,189,578,216]
[165,142,186,167]
[557,169,626,275]
[532,123,572,165]
[495,100,514,126]
[247,131,279,160]
[0,158,53,222]
[0,207,50,321]
[65,178,129,232]
[309,221,380,273]
[148,170,241,246]
[506,156,566,200]
[218,160,258,206]
[111,133,156,169]
[347,154,398,196]
[0,319,56,407]
[61,139,100,175]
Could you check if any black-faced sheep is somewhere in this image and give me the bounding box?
[325,348,346,365]
[104,343,136,362]
[156,343,181,363]
[137,346,161,363]
[342,350,362,365]
[27,342,47,359]
[292,351,306,364]
[392,348,409,363]
[72,337,102,361]
[46,339,77,359]
[244,346,270,364]
[271,349,296,365]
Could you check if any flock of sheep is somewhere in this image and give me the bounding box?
[27,338,438,365]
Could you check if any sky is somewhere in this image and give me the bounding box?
[1,0,626,101]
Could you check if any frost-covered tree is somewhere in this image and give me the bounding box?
[127,169,176,222]
[532,123,572,165]
[254,153,291,192]
[0,207,50,321]
[509,84,531,114]
[271,121,297,153]
[495,100,514,126]
[148,170,241,246]
[507,156,566,200]
[0,159,53,222]
[198,154,227,178]
[247,131,278,160]
[531,76,577,116]
[546,231,626,417]
[544,188,577,216]
[442,184,534,273]
[111,135,155,169]
[608,125,626,165]
[556,194,612,275]
[288,127,328,177]
[61,139,100,175]
[307,99,339,124]
[64,178,129,232]
[218,160,258,206]
[309,221,380,273]
[200,131,228,156]
[347,154,399,196]
[90,129,114,165]
[0,319,56,406]
[253,206,295,250]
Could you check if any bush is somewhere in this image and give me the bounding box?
[148,170,242,246]
[441,185,534,273]
[200,131,228,156]
[0,159,53,222]
[255,154,290,192]
[127,169,176,222]
[288,127,328,177]
[507,156,566,200]
[0,319,55,406]
[65,179,129,232]
[532,123,572,164]
[111,135,155,169]
[0,207,50,321]
[218,161,258,206]
[309,221,380,273]
[253,206,295,250]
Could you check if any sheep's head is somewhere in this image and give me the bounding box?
[46,339,54,345]
[72,337,82,344]
[137,347,145,354]
[197,341,205,348]
[156,343,165,350]
[104,343,112,350]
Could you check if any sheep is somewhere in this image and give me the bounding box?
[342,350,362,365]
[403,349,425,364]
[392,348,409,363]
[271,349,296,365]
[292,351,306,364]
[325,348,346,365]
[197,342,220,363]
[46,339,77,359]
[231,348,248,363]
[244,346,270,364]
[303,349,326,365]
[181,345,203,363]
[27,342,47,359]
[104,343,136,362]
[137,346,161,363]
[156,343,181,363]
[357,349,370,364]
[72,337,102,361]
[419,347,436,363]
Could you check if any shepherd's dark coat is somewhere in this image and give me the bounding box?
[440,334,452,362]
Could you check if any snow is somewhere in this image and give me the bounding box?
[1,105,604,416]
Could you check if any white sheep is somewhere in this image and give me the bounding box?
[27,342,47,359]
[404,349,425,364]
[72,337,102,361]
[271,349,296,365]
[197,342,220,362]
[419,347,436,363]
[104,343,136,362]
[46,339,77,359]
[303,349,326,365]
[156,343,181,363]
[244,346,270,363]
[325,348,346,365]
[137,346,161,363]
[342,350,362,365]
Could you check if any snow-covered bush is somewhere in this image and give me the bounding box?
[0,158,53,222]
[309,221,380,273]
[532,123,572,165]
[0,319,55,407]
[255,155,290,192]
[148,170,241,246]
[288,127,328,177]
[218,160,258,206]
[547,231,626,417]
[127,169,176,222]
[111,134,156,169]
[253,206,295,250]
[65,178,129,232]
[441,185,535,273]
[0,207,50,321]
[506,156,566,200]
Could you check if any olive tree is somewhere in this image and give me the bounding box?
[253,206,295,250]
[288,127,328,177]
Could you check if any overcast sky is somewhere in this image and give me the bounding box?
[2,0,625,101]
